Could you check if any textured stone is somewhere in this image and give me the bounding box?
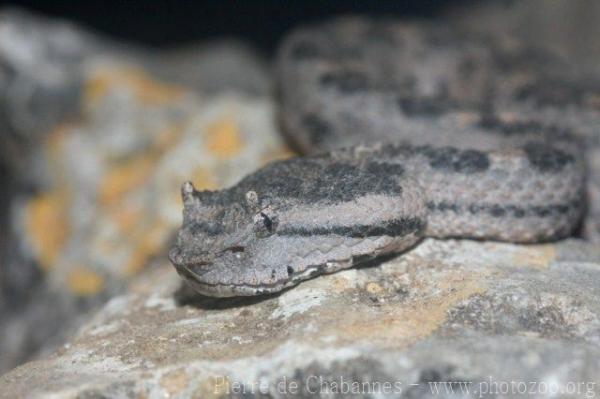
[1,239,600,398]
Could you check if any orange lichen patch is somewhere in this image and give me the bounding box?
[124,221,169,276]
[84,67,184,106]
[159,369,190,396]
[365,282,383,294]
[46,124,75,159]
[99,121,185,207]
[155,123,185,152]
[204,117,244,158]
[172,167,219,208]
[25,191,71,271]
[324,269,488,348]
[331,274,352,292]
[110,203,144,234]
[511,244,556,270]
[260,146,296,165]
[67,267,105,296]
[192,167,218,191]
[99,154,156,206]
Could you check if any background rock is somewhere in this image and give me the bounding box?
[0,8,288,374]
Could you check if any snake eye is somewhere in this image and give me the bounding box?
[260,212,273,232]
[253,210,278,237]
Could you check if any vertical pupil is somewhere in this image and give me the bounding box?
[260,212,273,232]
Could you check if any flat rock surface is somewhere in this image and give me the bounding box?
[2,239,600,398]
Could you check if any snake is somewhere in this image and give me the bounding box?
[169,17,588,297]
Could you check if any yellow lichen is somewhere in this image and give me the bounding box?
[47,124,74,160]
[99,154,156,206]
[192,166,218,191]
[322,269,489,348]
[260,146,296,165]
[67,267,105,296]
[365,282,383,294]
[25,191,71,271]
[99,122,185,207]
[512,244,556,270]
[204,117,244,158]
[159,369,190,396]
[155,123,184,151]
[111,203,144,235]
[84,67,184,105]
[124,221,169,276]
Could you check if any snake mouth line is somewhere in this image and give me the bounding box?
[183,261,341,297]
[185,278,297,297]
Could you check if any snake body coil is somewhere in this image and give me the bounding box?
[170,18,588,296]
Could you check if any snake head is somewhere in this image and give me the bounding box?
[169,182,282,296]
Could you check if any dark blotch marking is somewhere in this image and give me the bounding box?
[490,205,506,217]
[381,144,490,174]
[478,114,545,135]
[365,162,404,177]
[232,158,405,205]
[477,114,575,141]
[485,201,577,218]
[319,70,369,93]
[278,217,424,238]
[426,201,459,213]
[287,266,294,276]
[397,96,451,117]
[533,206,551,217]
[505,205,526,218]
[523,142,575,173]
[429,199,580,219]
[421,146,490,174]
[516,79,600,109]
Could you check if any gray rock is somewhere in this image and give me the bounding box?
[0,8,286,375]
[1,239,600,398]
[0,7,271,180]
[450,0,600,77]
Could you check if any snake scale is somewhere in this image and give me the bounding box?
[169,17,589,297]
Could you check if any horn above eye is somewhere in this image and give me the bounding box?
[181,181,196,204]
[245,190,259,209]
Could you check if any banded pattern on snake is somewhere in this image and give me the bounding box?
[170,17,588,297]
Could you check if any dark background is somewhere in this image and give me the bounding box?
[0,0,481,52]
